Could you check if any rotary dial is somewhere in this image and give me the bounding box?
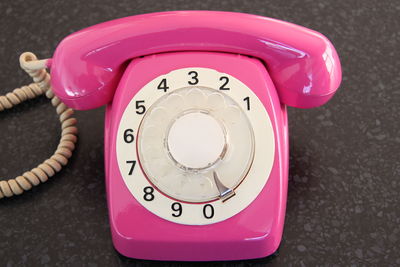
[116,67,274,225]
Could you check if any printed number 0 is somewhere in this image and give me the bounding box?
[203,204,214,219]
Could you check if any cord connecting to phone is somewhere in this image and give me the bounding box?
[0,52,77,198]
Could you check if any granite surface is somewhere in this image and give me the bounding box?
[0,0,399,266]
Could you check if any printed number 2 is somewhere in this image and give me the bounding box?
[219,76,230,90]
[203,204,214,219]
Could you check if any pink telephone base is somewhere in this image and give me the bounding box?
[104,52,288,261]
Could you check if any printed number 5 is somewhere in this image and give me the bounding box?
[136,100,146,115]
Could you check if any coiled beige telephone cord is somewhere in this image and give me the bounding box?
[0,52,77,199]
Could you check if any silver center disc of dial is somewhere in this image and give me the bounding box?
[166,111,227,170]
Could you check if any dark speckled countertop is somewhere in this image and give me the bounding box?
[0,0,399,266]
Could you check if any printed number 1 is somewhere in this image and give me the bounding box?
[243,97,250,110]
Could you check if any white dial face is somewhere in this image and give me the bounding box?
[117,67,275,225]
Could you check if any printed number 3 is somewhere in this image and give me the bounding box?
[188,71,199,85]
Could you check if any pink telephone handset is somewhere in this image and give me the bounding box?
[48,11,341,261]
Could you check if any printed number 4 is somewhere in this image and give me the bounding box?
[157,78,169,92]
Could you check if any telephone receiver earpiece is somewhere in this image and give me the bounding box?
[49,11,341,110]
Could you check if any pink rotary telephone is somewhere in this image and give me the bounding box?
[23,11,343,260]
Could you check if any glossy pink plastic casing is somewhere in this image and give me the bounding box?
[50,11,342,110]
[104,52,288,261]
